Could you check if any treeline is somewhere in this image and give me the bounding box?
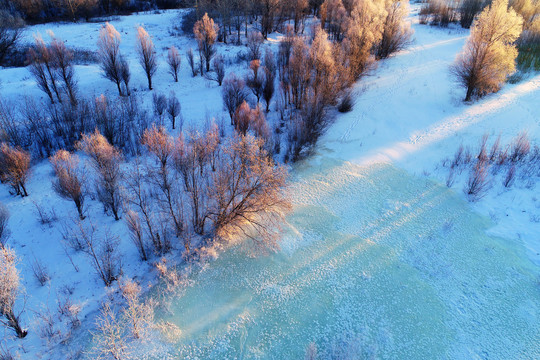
[1,0,188,23]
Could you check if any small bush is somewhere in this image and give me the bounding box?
[503,165,516,188]
[509,132,530,162]
[30,256,50,286]
[337,91,355,113]
[465,160,490,201]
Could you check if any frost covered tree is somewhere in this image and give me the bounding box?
[246,59,264,103]
[262,48,276,112]
[246,31,264,61]
[125,159,163,256]
[309,28,340,105]
[50,34,78,105]
[97,23,127,96]
[194,13,219,73]
[0,247,26,338]
[186,47,198,77]
[28,35,62,104]
[451,0,523,101]
[459,0,485,28]
[76,130,123,221]
[142,126,184,243]
[0,144,30,197]
[90,302,129,360]
[222,73,249,124]
[320,0,348,40]
[0,13,23,66]
[342,0,387,79]
[0,203,9,249]
[167,46,181,82]
[136,26,157,90]
[208,134,289,250]
[167,92,182,130]
[234,101,268,139]
[376,0,413,59]
[50,150,86,220]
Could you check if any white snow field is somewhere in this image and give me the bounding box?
[0,4,539,359]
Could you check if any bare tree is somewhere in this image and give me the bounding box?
[125,210,147,261]
[119,279,154,339]
[28,36,62,103]
[143,126,185,247]
[222,73,249,124]
[0,144,30,197]
[173,130,211,238]
[71,220,121,286]
[167,46,181,82]
[261,0,280,39]
[119,56,131,97]
[0,204,9,249]
[50,35,78,105]
[194,13,219,73]
[208,134,289,250]
[30,256,50,286]
[451,0,523,101]
[76,130,123,221]
[186,47,198,77]
[459,0,485,28]
[0,247,26,338]
[136,26,158,90]
[246,59,264,103]
[152,93,167,125]
[50,150,86,220]
[246,31,264,60]
[125,159,164,255]
[205,54,226,86]
[167,92,182,130]
[262,48,276,112]
[90,302,129,360]
[97,23,125,96]
[234,101,269,141]
[0,14,23,66]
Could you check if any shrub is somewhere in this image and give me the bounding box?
[136,26,158,90]
[0,247,26,338]
[97,23,127,96]
[0,144,30,197]
[222,73,249,124]
[167,46,181,82]
[509,132,530,162]
[465,160,490,200]
[76,130,123,221]
[50,150,86,220]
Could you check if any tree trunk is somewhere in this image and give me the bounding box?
[6,311,27,338]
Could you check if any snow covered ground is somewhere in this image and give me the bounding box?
[0,4,539,359]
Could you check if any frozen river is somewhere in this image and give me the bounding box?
[162,159,540,359]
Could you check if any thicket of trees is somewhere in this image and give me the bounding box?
[451,0,523,101]
[0,0,418,349]
[3,0,186,23]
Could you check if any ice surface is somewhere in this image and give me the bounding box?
[162,161,540,359]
